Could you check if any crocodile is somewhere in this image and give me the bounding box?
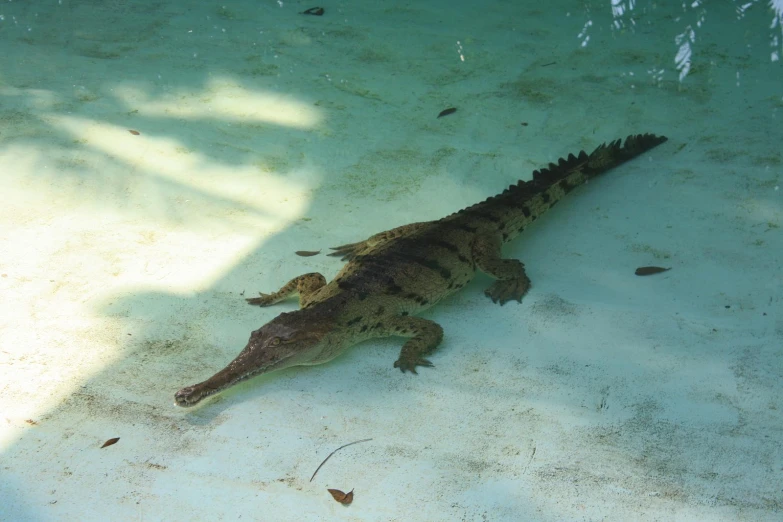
[175,133,667,407]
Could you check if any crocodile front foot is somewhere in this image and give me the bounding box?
[384,316,443,374]
[394,355,434,374]
[246,273,326,308]
[246,293,277,306]
[484,276,531,305]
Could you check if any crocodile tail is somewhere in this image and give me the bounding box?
[531,133,668,185]
[449,133,668,243]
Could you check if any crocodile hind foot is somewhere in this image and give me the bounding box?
[472,234,531,306]
[328,241,365,262]
[329,222,432,261]
[484,275,531,305]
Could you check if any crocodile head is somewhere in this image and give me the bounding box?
[174,310,334,407]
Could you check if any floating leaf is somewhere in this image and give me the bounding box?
[101,437,120,448]
[301,7,324,15]
[634,266,671,276]
[437,107,457,118]
[327,488,354,505]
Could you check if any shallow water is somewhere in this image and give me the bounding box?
[1,1,781,520]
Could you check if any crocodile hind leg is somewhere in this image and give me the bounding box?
[328,221,431,261]
[246,272,326,308]
[372,316,444,373]
[473,235,531,305]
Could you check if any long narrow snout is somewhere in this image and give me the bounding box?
[174,340,299,407]
[174,362,247,407]
[175,308,334,407]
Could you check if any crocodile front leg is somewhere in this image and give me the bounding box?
[473,235,531,305]
[372,316,444,373]
[246,272,326,308]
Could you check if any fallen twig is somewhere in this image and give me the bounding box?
[309,438,372,482]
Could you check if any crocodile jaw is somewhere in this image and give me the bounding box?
[174,351,295,407]
[174,371,245,408]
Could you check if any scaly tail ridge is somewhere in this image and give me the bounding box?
[449,133,668,243]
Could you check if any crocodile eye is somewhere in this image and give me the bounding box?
[269,337,281,347]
